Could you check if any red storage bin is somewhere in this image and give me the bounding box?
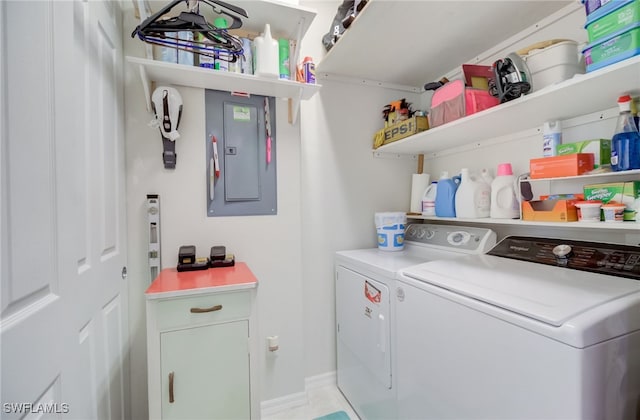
[429,79,499,128]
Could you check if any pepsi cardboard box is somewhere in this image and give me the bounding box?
[373,116,429,149]
[556,139,611,168]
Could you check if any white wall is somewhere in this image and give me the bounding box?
[299,1,423,379]
[125,2,420,413]
[124,9,304,420]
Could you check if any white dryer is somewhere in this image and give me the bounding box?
[335,224,496,420]
[397,235,640,420]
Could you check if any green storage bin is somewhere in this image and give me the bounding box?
[583,23,640,72]
[586,0,640,42]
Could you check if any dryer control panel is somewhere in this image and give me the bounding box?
[405,224,496,253]
[488,236,640,280]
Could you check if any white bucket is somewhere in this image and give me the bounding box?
[374,212,406,251]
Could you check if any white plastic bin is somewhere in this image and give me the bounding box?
[523,40,584,91]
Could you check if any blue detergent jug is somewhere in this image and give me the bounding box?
[435,171,460,217]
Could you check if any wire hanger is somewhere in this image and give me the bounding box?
[131,0,248,60]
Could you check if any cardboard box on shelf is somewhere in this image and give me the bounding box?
[556,139,611,168]
[529,153,595,179]
[583,181,640,220]
[521,199,579,222]
[373,116,429,149]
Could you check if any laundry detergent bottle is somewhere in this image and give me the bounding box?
[421,182,438,216]
[490,163,520,219]
[455,168,491,218]
[253,24,279,78]
[435,171,459,218]
[611,95,640,171]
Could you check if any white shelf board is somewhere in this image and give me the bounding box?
[145,0,317,41]
[126,56,321,119]
[409,215,640,231]
[375,56,640,155]
[231,0,317,41]
[317,0,572,88]
[525,169,640,183]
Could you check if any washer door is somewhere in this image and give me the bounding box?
[336,266,391,389]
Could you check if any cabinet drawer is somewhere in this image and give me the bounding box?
[154,290,251,330]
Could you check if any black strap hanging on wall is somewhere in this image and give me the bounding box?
[151,87,183,169]
[162,138,177,169]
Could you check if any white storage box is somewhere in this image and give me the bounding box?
[522,40,585,91]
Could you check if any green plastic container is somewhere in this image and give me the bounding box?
[586,0,640,42]
[583,23,640,71]
[278,39,290,80]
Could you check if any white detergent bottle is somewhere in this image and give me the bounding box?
[455,168,491,218]
[490,163,520,219]
[421,182,438,216]
[481,168,493,185]
[253,24,279,78]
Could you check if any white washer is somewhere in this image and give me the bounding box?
[397,235,640,420]
[335,224,496,420]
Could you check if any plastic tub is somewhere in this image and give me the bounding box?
[601,202,626,222]
[523,41,584,90]
[374,212,406,251]
[586,0,640,42]
[575,200,603,222]
[582,22,640,72]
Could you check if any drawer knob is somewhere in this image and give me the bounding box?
[190,304,223,313]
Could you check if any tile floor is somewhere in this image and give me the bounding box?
[263,384,359,420]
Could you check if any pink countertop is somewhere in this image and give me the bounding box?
[145,262,258,299]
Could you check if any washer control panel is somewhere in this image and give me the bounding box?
[405,224,495,252]
[488,236,640,280]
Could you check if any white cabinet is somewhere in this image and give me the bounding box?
[160,320,250,420]
[146,265,259,420]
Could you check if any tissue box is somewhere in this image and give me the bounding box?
[556,139,611,168]
[522,199,579,222]
[530,153,595,179]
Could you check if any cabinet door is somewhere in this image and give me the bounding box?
[160,320,250,419]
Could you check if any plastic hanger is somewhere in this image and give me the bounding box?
[131,0,248,59]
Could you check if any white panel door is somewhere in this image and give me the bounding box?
[336,266,391,389]
[1,1,128,419]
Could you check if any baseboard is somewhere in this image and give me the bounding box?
[260,371,337,417]
[260,390,308,417]
[305,371,337,390]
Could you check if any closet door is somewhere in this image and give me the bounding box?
[0,2,129,419]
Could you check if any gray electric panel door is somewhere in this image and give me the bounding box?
[223,102,260,201]
[205,90,277,216]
